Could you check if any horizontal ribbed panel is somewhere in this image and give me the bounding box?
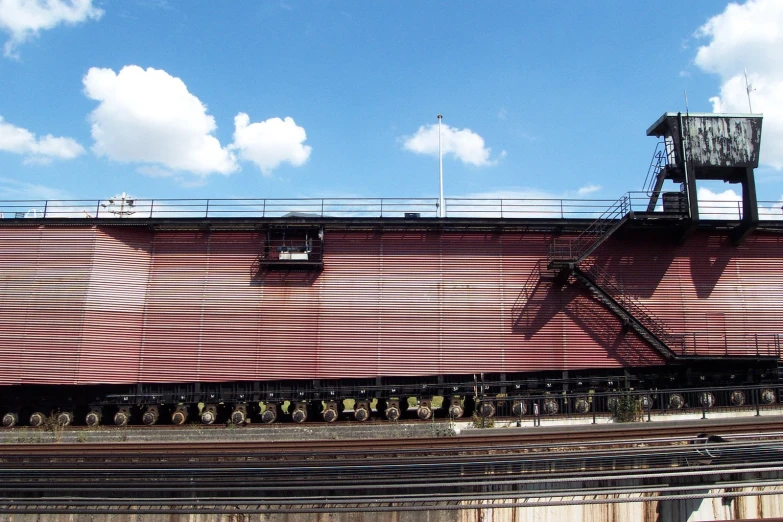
[0,226,779,386]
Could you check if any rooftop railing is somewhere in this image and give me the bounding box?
[1,196,782,221]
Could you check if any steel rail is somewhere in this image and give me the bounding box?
[2,443,781,485]
[3,439,781,471]
[3,460,783,494]
[2,477,782,506]
[1,482,782,515]
[2,443,782,477]
[3,480,782,509]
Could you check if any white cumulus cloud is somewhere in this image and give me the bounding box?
[694,0,783,169]
[0,0,103,57]
[0,115,84,164]
[697,187,743,220]
[695,186,783,220]
[402,123,501,167]
[231,113,311,176]
[83,65,313,182]
[83,65,239,177]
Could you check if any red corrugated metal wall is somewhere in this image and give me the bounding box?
[0,225,779,386]
[0,227,94,385]
[594,232,783,357]
[78,228,151,384]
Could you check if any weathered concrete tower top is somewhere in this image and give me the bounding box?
[646,112,763,243]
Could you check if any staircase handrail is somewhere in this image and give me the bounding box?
[581,263,685,354]
[549,193,631,263]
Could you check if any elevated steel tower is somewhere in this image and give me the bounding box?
[646,112,763,243]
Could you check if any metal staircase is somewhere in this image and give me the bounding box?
[545,192,682,359]
[573,265,679,359]
[548,194,631,266]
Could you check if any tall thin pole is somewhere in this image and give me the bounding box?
[438,114,444,218]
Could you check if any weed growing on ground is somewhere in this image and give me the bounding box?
[471,412,495,429]
[611,393,642,423]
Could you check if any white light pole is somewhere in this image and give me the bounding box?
[438,114,445,218]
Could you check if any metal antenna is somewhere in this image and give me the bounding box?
[438,114,445,218]
[684,89,689,115]
[101,192,136,218]
[744,68,754,113]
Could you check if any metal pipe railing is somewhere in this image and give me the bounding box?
[2,196,783,221]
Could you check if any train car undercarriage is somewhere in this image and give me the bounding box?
[0,357,779,428]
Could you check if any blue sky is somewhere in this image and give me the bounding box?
[1,0,781,208]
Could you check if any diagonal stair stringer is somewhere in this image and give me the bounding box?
[572,266,678,360]
[544,192,683,359]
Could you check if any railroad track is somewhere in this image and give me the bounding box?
[1,416,782,459]
[1,418,782,515]
[0,437,782,514]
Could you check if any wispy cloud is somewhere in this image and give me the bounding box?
[575,184,602,196]
[0,177,71,200]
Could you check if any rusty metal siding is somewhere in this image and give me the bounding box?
[0,227,95,384]
[594,231,783,358]
[77,228,151,384]
[315,230,380,378]
[0,225,781,386]
[310,230,664,379]
[139,231,272,383]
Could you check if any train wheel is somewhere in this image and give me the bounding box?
[114,409,130,427]
[384,399,401,421]
[201,404,221,425]
[85,410,101,427]
[29,412,45,428]
[354,400,370,422]
[56,411,73,427]
[416,398,433,420]
[230,404,247,425]
[730,390,746,406]
[170,406,188,426]
[291,403,308,424]
[511,400,527,417]
[479,401,495,418]
[261,404,278,424]
[448,396,464,419]
[2,413,18,427]
[322,401,339,423]
[142,406,159,426]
